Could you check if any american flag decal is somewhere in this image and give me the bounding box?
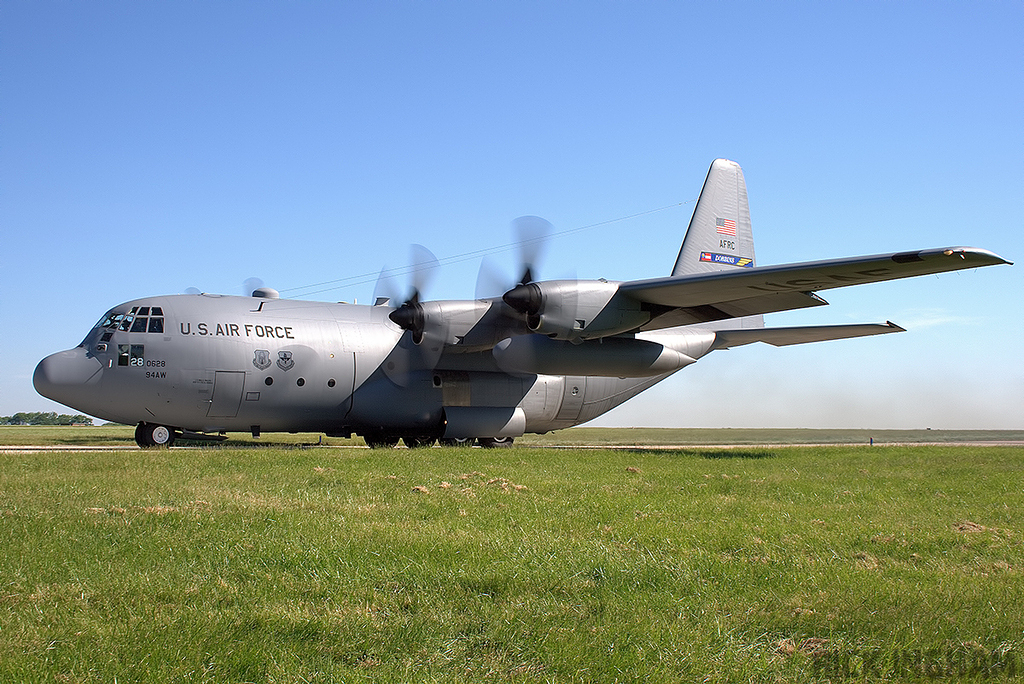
[716,217,737,236]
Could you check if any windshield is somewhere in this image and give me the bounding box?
[96,306,164,334]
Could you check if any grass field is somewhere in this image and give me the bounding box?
[2,440,1022,682]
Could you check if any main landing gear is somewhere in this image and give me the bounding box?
[135,422,177,448]
[402,436,437,449]
[362,434,515,449]
[438,437,473,447]
[476,436,514,448]
[363,434,436,449]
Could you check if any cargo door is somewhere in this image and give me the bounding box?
[207,371,245,418]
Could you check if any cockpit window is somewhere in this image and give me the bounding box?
[96,307,165,333]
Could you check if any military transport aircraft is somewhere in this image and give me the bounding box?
[34,160,1010,448]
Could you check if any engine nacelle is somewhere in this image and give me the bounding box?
[492,335,696,377]
[502,280,649,342]
[386,299,496,348]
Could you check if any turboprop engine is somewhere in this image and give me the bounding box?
[501,279,650,342]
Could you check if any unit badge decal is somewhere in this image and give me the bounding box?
[253,349,272,370]
[276,350,295,371]
[699,251,754,268]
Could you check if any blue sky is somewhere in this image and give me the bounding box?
[2,1,1021,428]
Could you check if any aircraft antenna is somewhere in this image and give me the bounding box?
[280,200,694,299]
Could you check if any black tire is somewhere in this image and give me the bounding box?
[134,423,152,448]
[439,437,473,447]
[137,423,176,448]
[364,434,400,449]
[477,436,514,449]
[402,436,436,449]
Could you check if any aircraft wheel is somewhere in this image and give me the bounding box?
[403,436,436,449]
[439,437,473,447]
[477,436,514,449]
[137,423,176,448]
[364,434,400,449]
[134,423,152,448]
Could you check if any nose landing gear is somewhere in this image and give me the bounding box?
[135,422,177,448]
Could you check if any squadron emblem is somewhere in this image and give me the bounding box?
[253,349,272,370]
[276,350,295,371]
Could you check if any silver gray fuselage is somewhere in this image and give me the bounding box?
[34,293,715,438]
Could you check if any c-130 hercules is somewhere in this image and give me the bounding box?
[35,160,1010,448]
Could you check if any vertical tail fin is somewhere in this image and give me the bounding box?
[671,159,756,276]
[672,159,762,329]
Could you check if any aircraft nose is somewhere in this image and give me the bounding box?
[33,347,104,405]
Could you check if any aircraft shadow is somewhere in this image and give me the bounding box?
[617,447,777,459]
[697,449,776,459]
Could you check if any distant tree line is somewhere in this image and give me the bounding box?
[1,412,94,426]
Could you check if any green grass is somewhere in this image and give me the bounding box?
[2,444,1022,681]
[0,444,1019,679]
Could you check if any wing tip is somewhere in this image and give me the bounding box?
[939,247,1012,266]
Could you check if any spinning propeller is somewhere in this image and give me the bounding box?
[475,216,553,300]
[374,245,446,386]
[381,244,439,343]
[481,216,578,334]
[243,277,265,297]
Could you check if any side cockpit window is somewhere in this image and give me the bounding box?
[98,306,165,334]
[97,312,123,329]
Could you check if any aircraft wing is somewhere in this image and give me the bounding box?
[711,321,905,349]
[617,247,1010,330]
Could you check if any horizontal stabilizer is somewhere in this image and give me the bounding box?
[712,321,905,349]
